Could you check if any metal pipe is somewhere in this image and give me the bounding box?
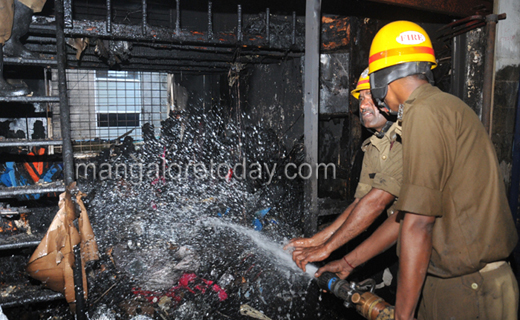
[63,0,72,28]
[292,11,296,45]
[0,139,63,147]
[73,244,86,320]
[482,13,506,135]
[4,56,57,66]
[237,5,242,42]
[85,42,302,56]
[64,52,233,67]
[303,0,321,236]
[0,241,41,250]
[0,96,59,103]
[175,0,181,34]
[54,0,75,186]
[141,0,148,34]
[0,292,64,308]
[438,15,483,32]
[0,185,66,197]
[266,8,270,46]
[208,2,213,40]
[29,21,306,52]
[26,36,57,43]
[106,0,112,33]
[509,76,520,226]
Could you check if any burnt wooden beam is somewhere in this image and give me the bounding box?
[366,0,492,18]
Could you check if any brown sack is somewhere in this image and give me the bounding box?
[26,186,98,307]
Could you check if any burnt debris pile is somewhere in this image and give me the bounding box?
[66,113,337,320]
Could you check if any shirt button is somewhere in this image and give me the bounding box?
[382,155,387,160]
[471,283,479,290]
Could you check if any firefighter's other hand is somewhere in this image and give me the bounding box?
[315,258,352,280]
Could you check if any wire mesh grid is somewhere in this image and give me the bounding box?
[50,69,169,154]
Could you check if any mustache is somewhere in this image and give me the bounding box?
[361,108,375,117]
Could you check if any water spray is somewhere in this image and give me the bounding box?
[317,272,394,320]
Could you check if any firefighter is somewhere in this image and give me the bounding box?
[316,21,519,320]
[0,0,45,96]
[285,68,402,277]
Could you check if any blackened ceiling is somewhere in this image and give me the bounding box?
[29,0,491,73]
[41,0,492,23]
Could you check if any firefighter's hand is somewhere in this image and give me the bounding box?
[283,237,317,251]
[291,244,330,273]
[284,232,328,251]
[315,258,353,280]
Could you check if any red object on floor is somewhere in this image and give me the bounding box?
[132,272,228,304]
[225,168,233,182]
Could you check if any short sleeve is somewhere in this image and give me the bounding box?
[354,149,373,199]
[395,104,454,217]
[354,182,372,199]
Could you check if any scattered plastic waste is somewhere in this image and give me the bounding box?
[217,207,230,217]
[129,316,154,320]
[253,218,263,231]
[255,207,271,218]
[27,114,343,319]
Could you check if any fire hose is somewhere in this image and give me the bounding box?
[317,272,394,320]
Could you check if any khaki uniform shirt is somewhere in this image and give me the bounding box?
[395,83,518,278]
[354,122,403,216]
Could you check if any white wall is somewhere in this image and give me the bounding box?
[495,0,520,70]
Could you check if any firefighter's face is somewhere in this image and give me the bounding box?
[359,90,387,132]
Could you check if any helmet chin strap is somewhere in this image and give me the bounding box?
[376,98,397,116]
[374,121,394,139]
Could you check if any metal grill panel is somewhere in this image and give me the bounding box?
[51,69,169,153]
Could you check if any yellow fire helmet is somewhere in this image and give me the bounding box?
[368,20,436,74]
[351,68,370,100]
[368,21,437,107]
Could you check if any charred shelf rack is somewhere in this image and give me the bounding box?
[24,0,304,73]
[0,232,65,307]
[0,0,73,311]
